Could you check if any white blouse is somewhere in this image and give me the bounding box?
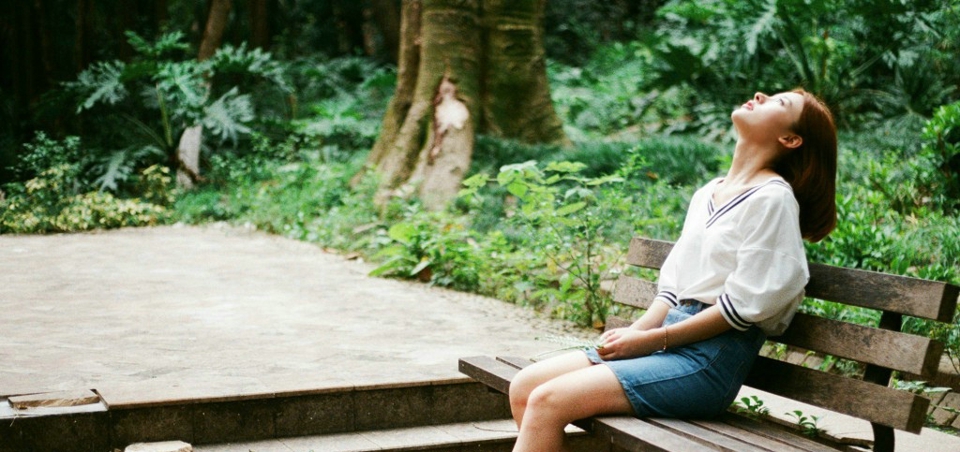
[655,177,809,336]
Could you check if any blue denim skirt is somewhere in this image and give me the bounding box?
[584,300,766,418]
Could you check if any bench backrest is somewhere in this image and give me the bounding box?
[613,237,959,434]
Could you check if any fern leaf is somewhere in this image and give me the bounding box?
[202,87,253,144]
[72,61,128,113]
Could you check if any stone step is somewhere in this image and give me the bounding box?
[192,420,599,452]
[0,378,515,452]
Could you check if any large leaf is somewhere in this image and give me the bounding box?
[73,61,128,113]
[202,88,254,144]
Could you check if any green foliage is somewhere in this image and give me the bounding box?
[63,31,290,192]
[920,101,960,212]
[732,395,770,419]
[369,208,484,292]
[786,410,823,438]
[461,160,630,327]
[0,133,170,234]
[644,0,960,134]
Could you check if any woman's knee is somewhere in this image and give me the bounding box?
[509,365,538,406]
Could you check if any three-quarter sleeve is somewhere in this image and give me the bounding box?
[717,188,809,332]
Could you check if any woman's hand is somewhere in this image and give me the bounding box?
[596,327,662,361]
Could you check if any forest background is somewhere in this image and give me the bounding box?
[2,0,960,411]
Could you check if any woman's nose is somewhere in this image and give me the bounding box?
[754,92,767,103]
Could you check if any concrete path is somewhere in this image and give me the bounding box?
[0,224,588,408]
[1,224,957,451]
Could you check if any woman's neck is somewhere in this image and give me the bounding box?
[724,139,780,187]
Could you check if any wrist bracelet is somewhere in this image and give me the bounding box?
[662,326,669,351]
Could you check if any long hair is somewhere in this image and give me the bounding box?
[774,89,837,242]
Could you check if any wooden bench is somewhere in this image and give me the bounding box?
[460,237,959,452]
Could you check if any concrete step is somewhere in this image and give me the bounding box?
[192,420,600,452]
[0,378,514,452]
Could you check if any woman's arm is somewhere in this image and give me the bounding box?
[597,304,732,360]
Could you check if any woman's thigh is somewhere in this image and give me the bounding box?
[511,351,594,398]
[527,362,634,422]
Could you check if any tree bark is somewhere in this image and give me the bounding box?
[363,0,422,173]
[249,0,270,50]
[75,0,94,72]
[481,0,568,144]
[366,0,568,210]
[369,0,401,62]
[178,0,232,189]
[199,0,232,61]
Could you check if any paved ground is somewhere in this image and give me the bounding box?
[1,224,958,450]
[0,224,590,408]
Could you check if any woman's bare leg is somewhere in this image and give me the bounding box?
[512,363,633,452]
[509,351,594,426]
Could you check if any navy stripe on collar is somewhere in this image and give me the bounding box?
[706,179,790,228]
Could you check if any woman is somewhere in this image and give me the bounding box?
[509,89,837,452]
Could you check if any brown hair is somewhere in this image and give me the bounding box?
[774,89,837,242]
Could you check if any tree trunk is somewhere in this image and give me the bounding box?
[32,0,54,90]
[198,0,232,61]
[369,0,401,62]
[75,0,94,72]
[481,0,567,144]
[366,0,568,210]
[249,0,270,50]
[177,0,232,189]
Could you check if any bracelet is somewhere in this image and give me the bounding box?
[662,326,669,351]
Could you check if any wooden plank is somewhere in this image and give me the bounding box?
[744,357,929,433]
[806,263,959,322]
[773,313,943,377]
[612,275,658,310]
[496,356,534,370]
[615,277,944,376]
[623,237,959,322]
[718,414,844,452]
[593,416,716,452]
[689,418,821,452]
[458,356,517,394]
[624,237,673,269]
[644,417,771,452]
[604,315,633,331]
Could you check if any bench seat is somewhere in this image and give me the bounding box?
[459,237,959,451]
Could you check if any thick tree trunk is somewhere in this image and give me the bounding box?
[364,0,422,172]
[481,0,568,145]
[366,0,567,210]
[374,0,481,208]
[178,0,232,189]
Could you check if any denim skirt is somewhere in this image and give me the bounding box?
[584,300,766,418]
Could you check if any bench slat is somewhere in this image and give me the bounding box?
[625,237,959,322]
[593,416,717,452]
[612,274,658,310]
[614,274,944,376]
[716,414,843,452]
[690,417,835,452]
[744,357,929,433]
[458,356,517,394]
[644,417,773,452]
[459,356,718,452]
[778,312,943,377]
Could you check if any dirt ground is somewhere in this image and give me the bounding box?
[0,224,592,407]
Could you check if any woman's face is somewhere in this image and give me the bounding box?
[731,92,804,140]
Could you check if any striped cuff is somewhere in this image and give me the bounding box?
[718,293,752,331]
[656,290,678,307]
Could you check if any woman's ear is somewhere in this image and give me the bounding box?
[779,134,803,149]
